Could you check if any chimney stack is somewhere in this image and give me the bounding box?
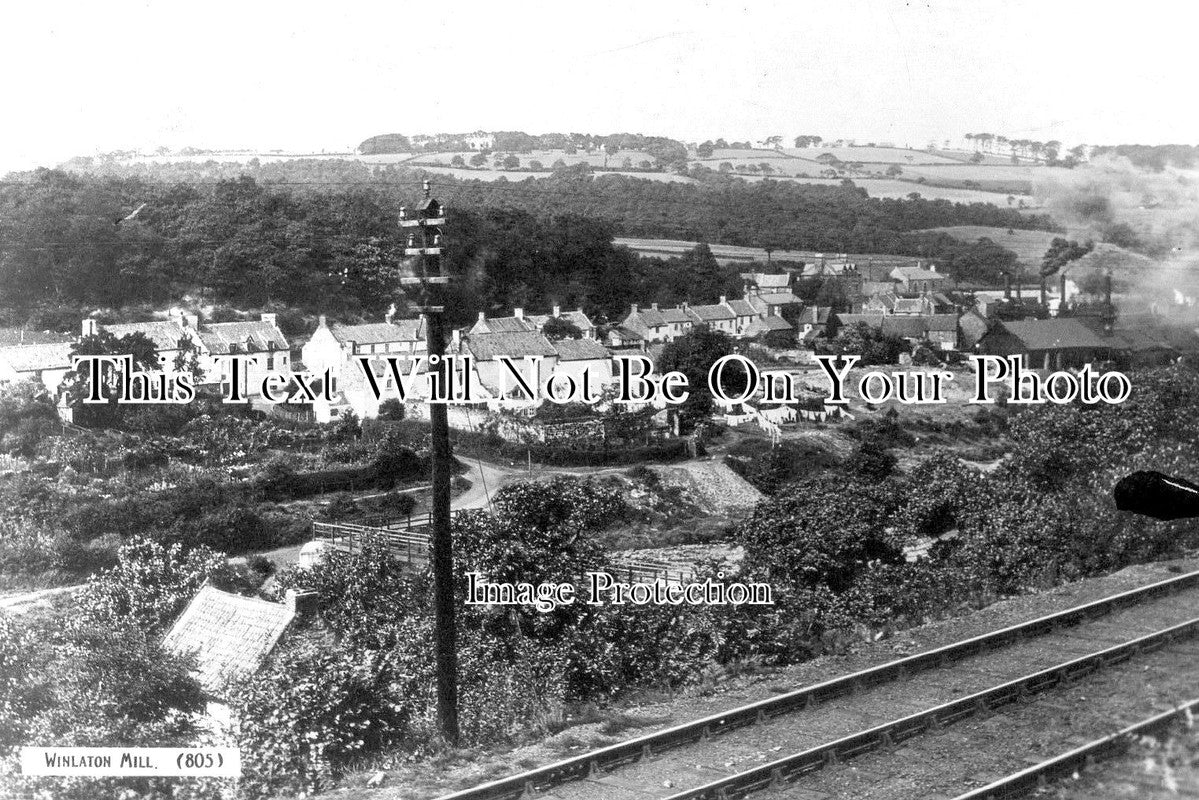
[1003,273,1011,300]
[261,312,277,327]
[651,302,659,311]
[1039,279,1047,307]
[451,329,461,349]
[285,589,320,618]
[1059,273,1068,313]
[318,314,328,328]
[82,318,99,337]
[552,305,561,318]
[477,311,486,323]
[631,304,638,314]
[513,308,524,320]
[719,295,727,305]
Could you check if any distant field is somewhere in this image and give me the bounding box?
[412,165,698,184]
[779,146,964,164]
[412,148,657,169]
[696,157,821,177]
[733,176,1039,206]
[708,148,797,161]
[921,226,1063,264]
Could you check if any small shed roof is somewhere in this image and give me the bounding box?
[162,583,295,697]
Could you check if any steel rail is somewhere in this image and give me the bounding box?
[949,697,1199,800]
[660,616,1199,800]
[434,568,1199,800]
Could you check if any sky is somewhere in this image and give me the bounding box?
[2,0,1196,174]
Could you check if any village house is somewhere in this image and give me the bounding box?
[550,336,615,389]
[196,313,290,398]
[688,298,738,335]
[726,296,760,334]
[0,328,73,348]
[746,290,803,320]
[0,341,75,395]
[743,313,795,343]
[605,325,646,352]
[526,306,597,339]
[300,314,427,390]
[621,304,674,343]
[95,316,194,369]
[890,264,949,295]
[861,292,898,315]
[469,309,535,335]
[457,330,561,401]
[794,306,833,346]
[836,313,961,351]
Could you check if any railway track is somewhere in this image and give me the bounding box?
[434,568,1199,800]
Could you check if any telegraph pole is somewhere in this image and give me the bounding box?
[401,180,458,744]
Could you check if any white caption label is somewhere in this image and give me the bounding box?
[20,747,240,777]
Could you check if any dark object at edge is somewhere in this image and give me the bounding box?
[1114,470,1199,520]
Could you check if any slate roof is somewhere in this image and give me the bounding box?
[0,328,73,347]
[745,315,794,336]
[689,303,736,322]
[755,292,801,306]
[465,331,558,360]
[864,292,898,311]
[199,320,289,355]
[552,337,612,361]
[526,309,595,332]
[743,273,791,289]
[471,316,535,334]
[836,314,959,339]
[997,318,1114,351]
[662,307,696,324]
[893,297,934,315]
[162,583,294,697]
[0,342,75,372]
[627,307,668,328]
[330,320,424,345]
[104,321,189,351]
[797,306,832,325]
[727,298,757,317]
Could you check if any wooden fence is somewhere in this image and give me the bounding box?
[312,518,695,585]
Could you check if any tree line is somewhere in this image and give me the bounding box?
[0,166,1052,325]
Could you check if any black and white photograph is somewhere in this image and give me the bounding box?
[2,1,1199,798]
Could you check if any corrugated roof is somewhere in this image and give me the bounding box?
[198,320,289,355]
[0,342,74,372]
[553,338,612,361]
[465,331,558,360]
[893,267,946,282]
[998,318,1114,351]
[162,583,294,697]
[104,321,189,351]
